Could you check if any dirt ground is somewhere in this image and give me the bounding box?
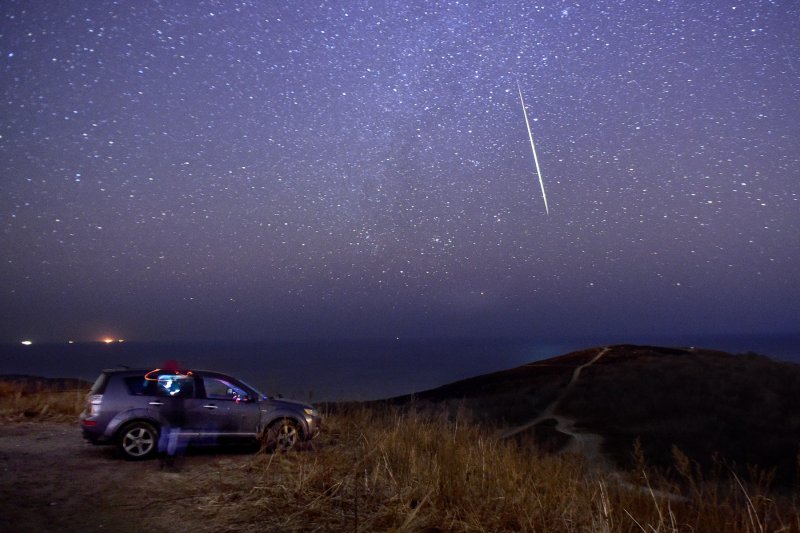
[0,421,259,532]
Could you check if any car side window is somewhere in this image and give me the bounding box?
[123,374,194,398]
[124,376,150,396]
[203,377,251,402]
[155,374,195,398]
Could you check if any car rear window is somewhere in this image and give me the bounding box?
[89,372,110,394]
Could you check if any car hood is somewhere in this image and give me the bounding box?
[260,397,313,411]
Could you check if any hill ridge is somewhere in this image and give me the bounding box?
[389,343,800,485]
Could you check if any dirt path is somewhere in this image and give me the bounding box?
[499,348,686,502]
[501,346,610,441]
[499,347,613,468]
[0,421,256,532]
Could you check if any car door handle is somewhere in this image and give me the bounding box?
[149,401,164,406]
[203,404,218,409]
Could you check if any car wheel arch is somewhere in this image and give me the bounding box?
[114,417,161,439]
[115,419,161,460]
[106,408,160,438]
[261,416,304,452]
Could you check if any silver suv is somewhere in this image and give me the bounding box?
[79,368,321,460]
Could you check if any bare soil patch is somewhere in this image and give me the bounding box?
[0,421,257,532]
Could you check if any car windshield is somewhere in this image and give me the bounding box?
[237,378,267,400]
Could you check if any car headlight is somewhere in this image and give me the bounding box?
[303,408,317,416]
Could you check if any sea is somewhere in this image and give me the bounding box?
[1,334,798,402]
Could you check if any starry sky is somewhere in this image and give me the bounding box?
[1,0,798,343]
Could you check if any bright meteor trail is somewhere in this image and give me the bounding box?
[517,82,550,215]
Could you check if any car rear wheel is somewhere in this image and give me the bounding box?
[118,421,158,460]
[264,418,300,453]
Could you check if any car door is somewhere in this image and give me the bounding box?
[199,376,261,437]
[147,373,207,435]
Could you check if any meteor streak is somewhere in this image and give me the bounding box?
[517,81,549,215]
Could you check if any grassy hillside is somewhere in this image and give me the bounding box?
[389,344,800,486]
[2,373,799,530]
[206,404,798,531]
[559,345,800,483]
[387,347,601,425]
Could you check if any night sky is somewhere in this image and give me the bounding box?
[2,1,798,343]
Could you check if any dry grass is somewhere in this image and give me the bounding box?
[0,381,85,422]
[2,387,798,531]
[190,404,799,532]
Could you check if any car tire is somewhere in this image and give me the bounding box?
[264,418,301,453]
[117,421,159,460]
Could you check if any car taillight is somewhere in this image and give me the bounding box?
[88,394,103,416]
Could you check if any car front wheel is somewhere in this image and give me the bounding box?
[117,421,158,460]
[264,418,301,453]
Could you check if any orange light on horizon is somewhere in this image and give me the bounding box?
[102,338,114,344]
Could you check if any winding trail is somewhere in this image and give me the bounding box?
[500,346,687,502]
[499,346,613,469]
[501,346,610,442]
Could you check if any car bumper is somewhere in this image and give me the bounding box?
[80,416,108,444]
[81,427,106,444]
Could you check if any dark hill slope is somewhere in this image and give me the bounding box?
[391,347,602,426]
[391,345,800,483]
[558,345,800,480]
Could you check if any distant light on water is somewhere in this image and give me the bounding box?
[21,340,32,346]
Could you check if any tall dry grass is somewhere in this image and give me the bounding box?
[2,385,797,531]
[0,381,85,422]
[194,404,799,532]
